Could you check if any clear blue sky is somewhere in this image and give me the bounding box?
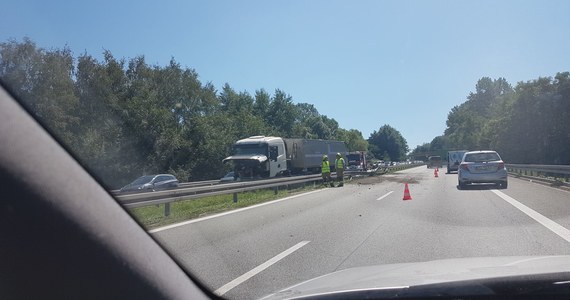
[2,0,569,150]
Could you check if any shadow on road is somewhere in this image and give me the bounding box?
[456,184,503,191]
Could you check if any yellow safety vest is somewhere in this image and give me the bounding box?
[322,160,330,173]
[335,158,345,170]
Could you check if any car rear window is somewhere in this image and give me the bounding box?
[464,153,501,163]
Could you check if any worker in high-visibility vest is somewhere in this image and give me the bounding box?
[321,155,334,187]
[335,153,345,187]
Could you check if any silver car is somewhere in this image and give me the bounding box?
[119,174,179,193]
[458,150,508,189]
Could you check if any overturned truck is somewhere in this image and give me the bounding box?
[223,136,348,179]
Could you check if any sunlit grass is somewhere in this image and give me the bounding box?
[129,166,422,230]
[129,183,321,229]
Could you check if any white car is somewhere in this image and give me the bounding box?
[458,150,508,189]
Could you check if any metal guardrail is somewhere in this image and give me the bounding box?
[116,163,424,216]
[117,174,322,204]
[117,174,325,216]
[506,164,570,187]
[122,176,322,208]
[179,180,219,188]
[110,179,219,194]
[506,164,570,176]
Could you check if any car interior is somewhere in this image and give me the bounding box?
[0,83,214,299]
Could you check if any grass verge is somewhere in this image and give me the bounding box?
[129,183,321,230]
[129,168,422,230]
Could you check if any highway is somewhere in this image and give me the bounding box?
[150,166,570,299]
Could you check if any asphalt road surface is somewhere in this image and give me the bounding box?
[151,166,570,299]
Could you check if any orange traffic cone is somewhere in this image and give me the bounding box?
[403,183,412,200]
[434,169,438,178]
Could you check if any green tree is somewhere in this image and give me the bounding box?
[368,125,408,161]
[74,52,136,187]
[295,103,320,121]
[336,128,368,151]
[253,89,270,118]
[436,74,569,165]
[266,89,296,136]
[3,37,447,186]
[409,143,432,160]
[0,38,79,145]
[445,77,513,150]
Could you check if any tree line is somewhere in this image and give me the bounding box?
[0,38,377,188]
[410,75,570,165]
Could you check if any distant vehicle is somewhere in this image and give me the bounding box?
[119,174,179,193]
[372,161,384,168]
[223,136,347,179]
[447,150,469,173]
[347,151,367,170]
[427,156,442,168]
[219,171,236,183]
[458,150,508,189]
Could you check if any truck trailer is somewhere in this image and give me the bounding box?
[222,136,348,179]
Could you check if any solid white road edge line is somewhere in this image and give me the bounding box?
[491,190,570,243]
[376,191,394,201]
[214,241,311,296]
[149,189,325,233]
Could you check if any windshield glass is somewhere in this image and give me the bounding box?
[347,154,360,160]
[449,151,467,161]
[233,144,268,156]
[131,176,154,185]
[464,153,501,163]
[2,1,570,299]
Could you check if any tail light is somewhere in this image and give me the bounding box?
[498,162,505,169]
[460,164,469,171]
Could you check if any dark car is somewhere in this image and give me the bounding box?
[219,171,236,183]
[119,174,179,193]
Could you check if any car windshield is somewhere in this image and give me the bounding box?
[347,154,360,160]
[464,153,501,163]
[449,152,467,161]
[233,144,268,156]
[2,1,570,299]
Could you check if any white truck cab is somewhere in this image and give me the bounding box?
[223,136,347,179]
[223,136,287,179]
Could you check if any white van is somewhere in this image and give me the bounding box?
[447,150,469,173]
